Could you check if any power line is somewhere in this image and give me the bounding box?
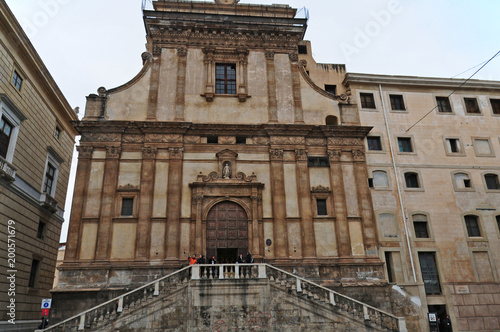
[406,50,500,133]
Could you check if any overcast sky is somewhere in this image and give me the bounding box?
[5,0,500,242]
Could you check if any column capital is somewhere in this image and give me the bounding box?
[351,149,365,162]
[327,149,342,162]
[169,147,184,160]
[106,146,121,159]
[265,50,275,60]
[177,46,188,57]
[76,146,93,159]
[142,146,157,159]
[288,51,299,62]
[295,149,308,161]
[269,148,284,161]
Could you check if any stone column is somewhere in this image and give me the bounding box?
[175,46,187,120]
[65,146,93,261]
[265,51,278,122]
[202,49,215,101]
[95,146,121,260]
[328,149,351,257]
[295,149,316,258]
[289,51,304,124]
[135,146,156,260]
[352,149,378,256]
[251,191,261,257]
[147,52,160,120]
[269,148,288,259]
[165,147,183,261]
[195,194,203,255]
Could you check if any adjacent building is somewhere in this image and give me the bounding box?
[54,0,500,331]
[0,0,78,329]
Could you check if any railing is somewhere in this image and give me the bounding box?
[0,156,16,182]
[265,265,407,332]
[39,264,406,332]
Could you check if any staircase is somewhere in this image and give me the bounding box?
[40,264,407,331]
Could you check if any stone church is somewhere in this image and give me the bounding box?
[53,0,500,331]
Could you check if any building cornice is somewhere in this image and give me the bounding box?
[343,73,500,90]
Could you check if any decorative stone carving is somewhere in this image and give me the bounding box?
[106,146,121,158]
[219,136,235,145]
[252,137,269,145]
[142,146,157,159]
[177,46,188,57]
[327,149,342,162]
[311,185,331,193]
[122,135,144,143]
[264,50,275,60]
[141,52,153,63]
[352,149,365,162]
[202,171,219,182]
[200,171,255,183]
[298,60,349,102]
[0,157,16,182]
[76,146,94,159]
[184,136,201,144]
[97,86,107,97]
[270,136,305,145]
[288,51,298,62]
[234,172,256,183]
[81,133,120,142]
[146,134,183,143]
[117,184,140,192]
[295,149,308,161]
[169,147,184,160]
[328,137,362,146]
[306,138,327,146]
[269,148,284,160]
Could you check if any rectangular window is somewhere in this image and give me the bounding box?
[37,221,46,240]
[307,156,329,167]
[206,136,219,144]
[446,138,460,153]
[405,172,420,188]
[465,215,481,237]
[491,99,500,115]
[28,259,39,287]
[367,136,382,151]
[121,198,134,216]
[418,252,441,295]
[12,71,23,91]
[414,222,429,238]
[215,63,236,94]
[316,199,327,216]
[385,252,394,283]
[485,174,500,190]
[236,136,247,144]
[0,116,13,159]
[473,139,493,156]
[436,97,452,113]
[390,94,405,110]
[43,163,56,194]
[398,137,413,152]
[298,45,307,55]
[464,97,480,114]
[360,93,376,109]
[54,126,61,139]
[324,84,336,95]
[496,216,500,233]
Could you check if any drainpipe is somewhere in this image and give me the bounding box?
[378,84,417,283]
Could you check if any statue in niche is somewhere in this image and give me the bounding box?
[222,162,231,179]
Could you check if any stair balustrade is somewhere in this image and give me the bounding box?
[39,264,406,332]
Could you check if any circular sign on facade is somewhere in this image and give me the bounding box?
[266,239,272,246]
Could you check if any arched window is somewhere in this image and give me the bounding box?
[372,170,389,188]
[453,172,472,189]
[412,214,429,238]
[325,115,338,125]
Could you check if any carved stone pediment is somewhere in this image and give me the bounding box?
[311,185,331,193]
[197,171,256,183]
[117,184,140,192]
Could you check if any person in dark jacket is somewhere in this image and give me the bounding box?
[441,315,452,332]
[245,252,253,277]
[209,256,217,278]
[197,255,206,277]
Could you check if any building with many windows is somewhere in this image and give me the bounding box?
[0,0,78,329]
[53,0,500,331]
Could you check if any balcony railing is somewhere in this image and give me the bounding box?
[0,156,16,182]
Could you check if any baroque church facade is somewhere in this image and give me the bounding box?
[55,1,500,331]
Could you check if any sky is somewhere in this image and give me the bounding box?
[5,0,500,242]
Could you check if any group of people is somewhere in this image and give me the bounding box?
[187,252,254,278]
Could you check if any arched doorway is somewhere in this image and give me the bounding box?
[206,201,248,263]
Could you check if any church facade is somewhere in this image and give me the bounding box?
[55,1,500,331]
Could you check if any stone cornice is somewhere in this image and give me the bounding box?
[344,73,500,90]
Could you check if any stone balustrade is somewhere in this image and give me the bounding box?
[0,156,16,182]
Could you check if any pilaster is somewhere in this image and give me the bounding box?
[165,147,184,261]
[269,148,288,259]
[295,149,315,258]
[289,51,304,124]
[175,46,188,120]
[265,50,278,122]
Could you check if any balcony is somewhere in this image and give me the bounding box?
[0,156,16,182]
[40,193,58,213]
